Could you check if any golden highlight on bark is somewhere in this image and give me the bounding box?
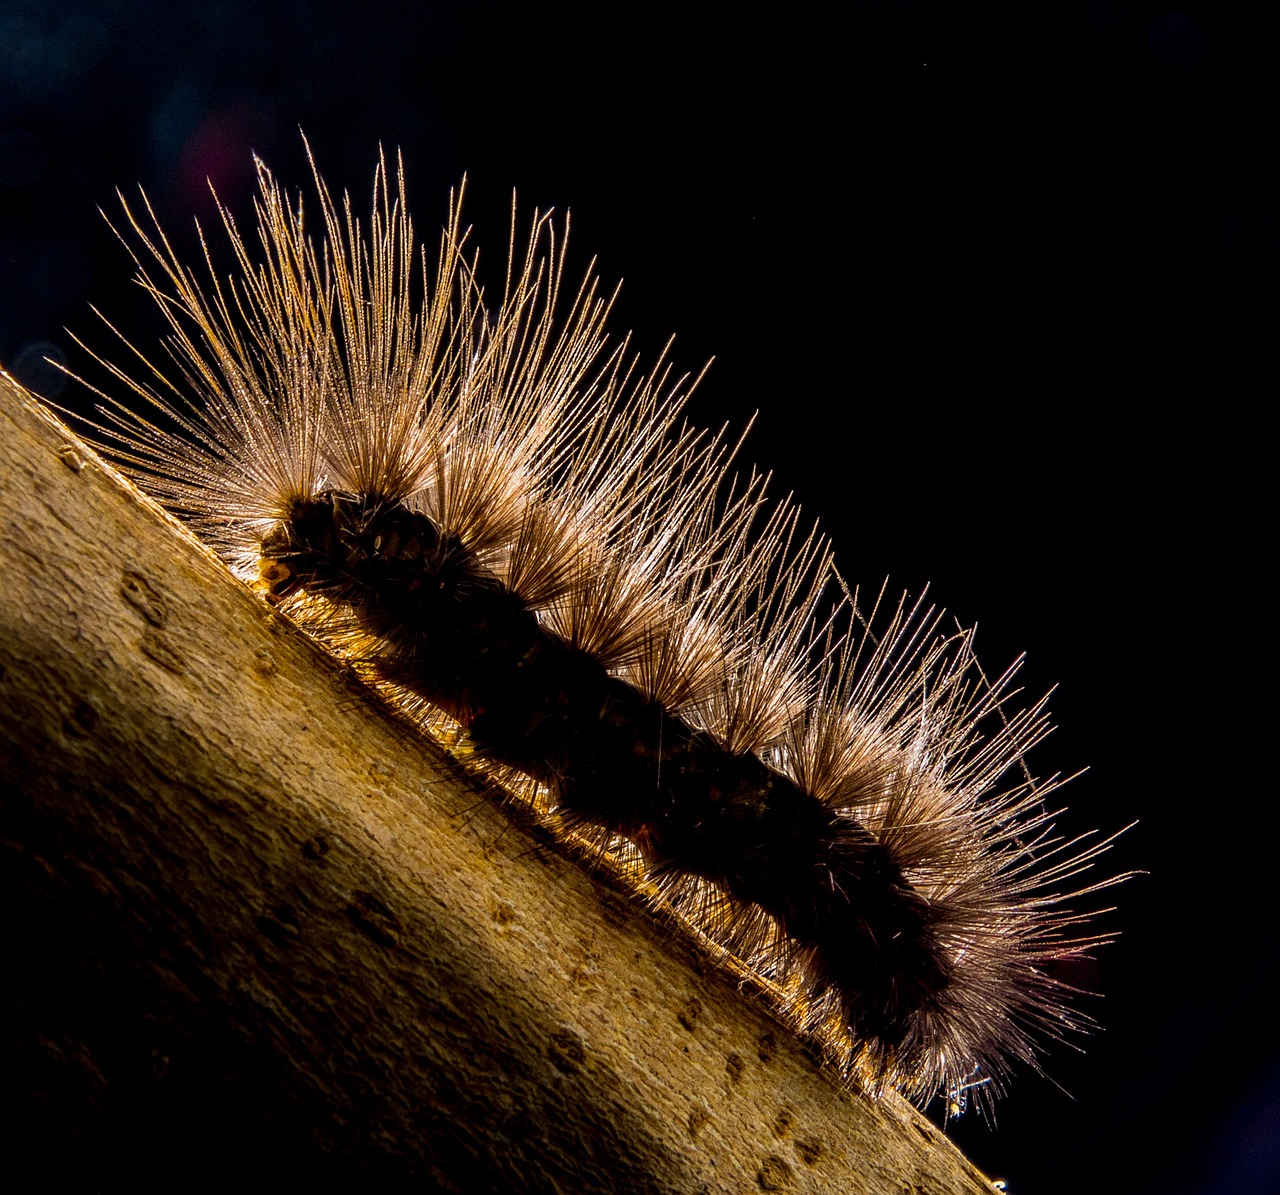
[2,370,999,1191]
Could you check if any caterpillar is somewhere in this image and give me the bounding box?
[67,144,1124,1118]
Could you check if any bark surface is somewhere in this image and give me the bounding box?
[0,371,996,1193]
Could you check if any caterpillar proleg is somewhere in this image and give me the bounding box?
[68,145,1124,1116]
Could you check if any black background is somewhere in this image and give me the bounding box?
[2,2,1274,1191]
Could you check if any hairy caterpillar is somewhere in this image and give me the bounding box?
[67,145,1123,1117]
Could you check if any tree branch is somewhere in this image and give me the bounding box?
[0,371,995,1193]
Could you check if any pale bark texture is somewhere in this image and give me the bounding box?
[0,370,998,1193]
